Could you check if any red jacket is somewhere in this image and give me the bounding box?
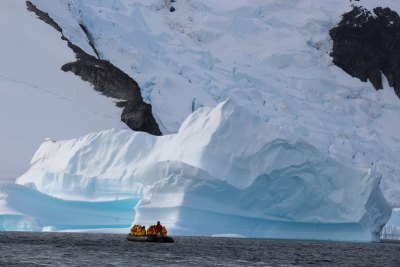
[155,224,163,233]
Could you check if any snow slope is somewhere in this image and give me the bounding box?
[25,0,400,207]
[0,0,126,181]
[15,100,391,241]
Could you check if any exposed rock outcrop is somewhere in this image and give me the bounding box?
[330,6,400,98]
[26,1,161,135]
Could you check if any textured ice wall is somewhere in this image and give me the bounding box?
[134,161,390,241]
[0,182,136,231]
[381,209,400,240]
[16,100,391,241]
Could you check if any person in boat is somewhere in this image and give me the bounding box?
[141,226,146,236]
[155,221,163,237]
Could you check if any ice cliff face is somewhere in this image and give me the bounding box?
[0,182,136,232]
[382,209,400,239]
[15,100,391,241]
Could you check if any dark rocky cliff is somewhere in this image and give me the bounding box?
[330,5,400,98]
[26,1,162,135]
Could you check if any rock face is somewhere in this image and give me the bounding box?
[330,6,400,98]
[26,1,161,136]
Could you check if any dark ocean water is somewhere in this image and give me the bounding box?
[0,232,399,266]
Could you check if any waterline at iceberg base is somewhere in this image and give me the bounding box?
[5,100,391,241]
[134,160,390,242]
[0,182,137,232]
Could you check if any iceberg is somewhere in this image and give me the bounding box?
[0,182,136,232]
[11,100,391,241]
[381,209,400,240]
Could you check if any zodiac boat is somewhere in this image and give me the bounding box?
[126,234,174,243]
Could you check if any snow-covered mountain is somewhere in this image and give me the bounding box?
[1,0,400,240]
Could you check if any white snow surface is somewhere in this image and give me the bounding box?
[19,0,400,208]
[14,100,391,241]
[0,0,126,181]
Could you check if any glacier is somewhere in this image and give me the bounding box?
[20,0,400,210]
[9,100,391,241]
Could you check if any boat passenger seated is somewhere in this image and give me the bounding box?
[155,221,163,237]
[141,226,146,236]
